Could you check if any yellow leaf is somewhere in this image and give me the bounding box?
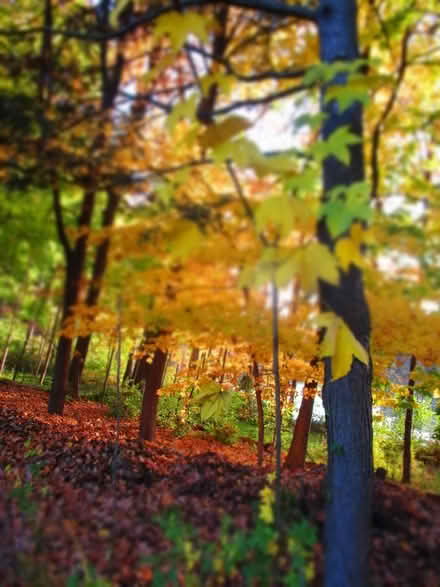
[212,137,262,167]
[199,116,252,149]
[335,237,363,271]
[153,11,210,51]
[166,94,198,132]
[169,221,203,260]
[317,312,369,380]
[276,243,339,290]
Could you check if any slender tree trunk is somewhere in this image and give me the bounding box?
[317,3,373,586]
[0,313,15,375]
[122,352,134,384]
[68,190,119,397]
[402,354,417,484]
[34,327,48,376]
[188,347,199,371]
[220,348,228,384]
[13,321,35,381]
[102,344,115,397]
[285,381,316,471]
[48,191,96,415]
[253,360,265,467]
[139,347,167,442]
[40,306,60,385]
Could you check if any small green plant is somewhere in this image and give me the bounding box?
[106,383,143,419]
[145,479,316,586]
[66,564,112,587]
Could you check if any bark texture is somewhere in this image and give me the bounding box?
[68,190,119,398]
[317,2,373,586]
[253,360,265,467]
[402,354,417,484]
[48,191,96,414]
[285,381,316,471]
[139,347,168,442]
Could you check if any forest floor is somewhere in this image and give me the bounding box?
[1,380,440,586]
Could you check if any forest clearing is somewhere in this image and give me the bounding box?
[1,0,440,585]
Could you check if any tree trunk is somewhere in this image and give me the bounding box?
[139,347,167,442]
[68,190,119,397]
[220,348,228,384]
[34,327,48,376]
[402,354,417,484]
[122,352,134,384]
[48,191,96,415]
[0,313,15,375]
[317,3,373,585]
[285,381,316,471]
[40,306,60,385]
[13,321,35,381]
[102,344,115,397]
[253,360,265,467]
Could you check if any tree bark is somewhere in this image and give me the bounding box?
[285,381,316,471]
[317,3,373,586]
[48,191,96,414]
[253,360,265,467]
[402,354,417,484]
[102,344,115,397]
[13,321,35,381]
[68,190,119,398]
[40,306,60,385]
[122,352,134,384]
[139,347,168,442]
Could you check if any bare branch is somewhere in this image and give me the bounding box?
[0,1,317,42]
[370,26,413,202]
[214,82,309,115]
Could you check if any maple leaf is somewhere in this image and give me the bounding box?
[153,11,210,51]
[199,116,252,149]
[168,221,203,260]
[275,243,339,292]
[311,126,361,165]
[317,312,369,380]
[319,181,371,238]
[166,95,198,132]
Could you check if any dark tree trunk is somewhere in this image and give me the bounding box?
[122,352,134,384]
[317,3,373,585]
[253,360,265,467]
[188,347,199,370]
[68,190,119,398]
[139,347,167,442]
[102,345,115,397]
[0,313,15,375]
[48,191,96,415]
[402,355,417,484]
[220,348,228,384]
[285,381,316,471]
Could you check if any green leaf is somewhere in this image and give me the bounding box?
[311,126,361,165]
[319,181,371,238]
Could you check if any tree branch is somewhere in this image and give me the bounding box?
[214,82,309,115]
[0,1,317,42]
[370,26,413,202]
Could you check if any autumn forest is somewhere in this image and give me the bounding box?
[1,1,440,586]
